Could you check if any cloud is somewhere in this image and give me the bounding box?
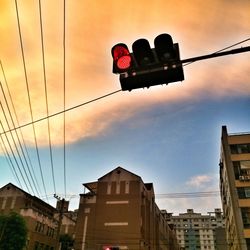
[0,0,249,150]
[156,196,222,215]
[156,174,221,215]
[185,173,221,193]
[186,175,213,188]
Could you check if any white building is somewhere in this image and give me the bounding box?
[165,208,226,250]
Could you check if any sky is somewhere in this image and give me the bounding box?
[0,0,249,215]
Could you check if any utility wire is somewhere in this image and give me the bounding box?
[0,101,36,195]
[0,134,22,188]
[63,0,67,199]
[156,191,220,198]
[14,0,48,200]
[0,84,39,196]
[38,0,56,195]
[0,61,42,195]
[2,12,246,201]
[43,190,221,200]
[0,89,122,136]
[1,37,248,137]
[0,120,30,193]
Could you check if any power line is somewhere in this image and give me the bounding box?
[1,37,248,138]
[14,0,48,200]
[2,2,247,204]
[0,134,22,188]
[0,120,30,193]
[0,89,122,136]
[0,102,36,195]
[0,85,39,196]
[63,0,67,199]
[38,0,56,195]
[0,61,42,196]
[44,190,221,200]
[156,191,220,199]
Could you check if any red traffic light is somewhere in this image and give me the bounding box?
[111,43,132,73]
[111,33,184,91]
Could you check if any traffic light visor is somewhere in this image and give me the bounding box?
[112,44,132,70]
[154,33,175,61]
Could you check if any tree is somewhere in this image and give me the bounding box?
[59,234,74,250]
[0,212,28,250]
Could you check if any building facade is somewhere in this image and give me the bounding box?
[0,183,76,250]
[74,166,179,250]
[220,126,250,249]
[165,209,226,250]
[0,183,58,250]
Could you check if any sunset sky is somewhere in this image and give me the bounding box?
[0,0,249,214]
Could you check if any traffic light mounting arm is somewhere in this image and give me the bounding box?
[181,46,250,64]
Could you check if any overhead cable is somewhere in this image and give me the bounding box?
[0,85,39,196]
[14,0,48,200]
[0,61,42,196]
[63,0,67,199]
[38,0,56,195]
[0,135,22,188]
[0,89,122,136]
[0,120,30,193]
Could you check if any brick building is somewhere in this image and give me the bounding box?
[74,166,179,250]
[0,183,58,250]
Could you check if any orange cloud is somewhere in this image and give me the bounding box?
[0,0,249,149]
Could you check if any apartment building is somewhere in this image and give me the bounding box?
[74,166,179,250]
[220,126,250,250]
[0,182,58,249]
[0,182,76,250]
[165,208,226,250]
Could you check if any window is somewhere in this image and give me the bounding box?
[238,187,250,199]
[241,208,250,228]
[35,221,39,231]
[34,242,39,250]
[234,161,250,180]
[230,144,250,154]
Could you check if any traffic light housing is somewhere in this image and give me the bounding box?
[111,33,184,91]
[111,43,132,73]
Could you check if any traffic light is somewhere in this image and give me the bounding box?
[111,43,132,73]
[111,33,184,91]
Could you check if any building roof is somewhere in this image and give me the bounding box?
[98,166,142,181]
[82,166,156,197]
[82,181,98,193]
[0,182,57,212]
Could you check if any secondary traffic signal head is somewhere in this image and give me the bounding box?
[111,43,132,73]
